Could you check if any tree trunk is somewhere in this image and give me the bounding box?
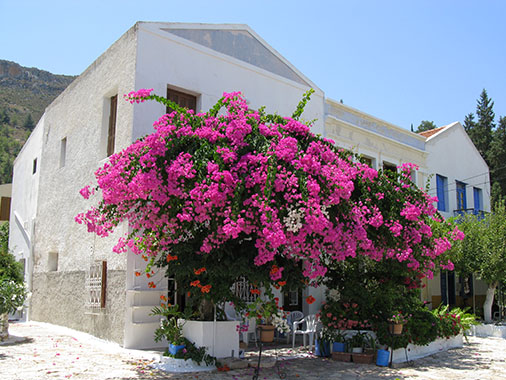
[483,282,498,323]
[0,313,8,341]
[198,299,215,321]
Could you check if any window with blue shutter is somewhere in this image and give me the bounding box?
[473,187,482,211]
[456,181,467,211]
[436,174,447,211]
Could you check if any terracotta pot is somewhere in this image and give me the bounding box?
[352,352,374,364]
[388,323,404,335]
[331,352,352,362]
[259,324,275,343]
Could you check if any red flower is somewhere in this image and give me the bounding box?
[201,285,212,293]
[278,281,286,287]
[306,295,316,304]
[190,280,201,287]
[194,267,207,275]
[250,288,261,295]
[166,254,178,262]
[148,281,156,288]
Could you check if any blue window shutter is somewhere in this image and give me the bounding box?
[436,175,446,211]
[474,187,482,211]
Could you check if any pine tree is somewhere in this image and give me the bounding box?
[416,120,437,133]
[488,116,506,204]
[463,113,476,134]
[22,113,34,130]
[470,89,495,161]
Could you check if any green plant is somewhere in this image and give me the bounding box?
[332,329,346,343]
[246,287,283,327]
[165,337,218,366]
[365,334,377,351]
[0,277,27,315]
[151,303,191,345]
[318,327,335,342]
[388,311,410,324]
[0,223,24,284]
[432,305,478,342]
[348,331,367,348]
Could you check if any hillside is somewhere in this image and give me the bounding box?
[0,60,76,184]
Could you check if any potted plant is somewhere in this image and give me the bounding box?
[151,303,190,355]
[332,329,347,353]
[247,287,288,343]
[388,311,409,335]
[331,336,352,362]
[349,331,367,354]
[315,327,333,357]
[0,278,27,342]
[352,334,375,364]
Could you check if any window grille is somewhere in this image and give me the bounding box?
[86,261,107,311]
[232,277,258,303]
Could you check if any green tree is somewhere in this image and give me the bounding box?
[467,89,495,162]
[0,223,23,283]
[463,113,476,134]
[416,120,437,133]
[0,109,9,125]
[488,116,506,205]
[451,202,506,322]
[22,113,34,130]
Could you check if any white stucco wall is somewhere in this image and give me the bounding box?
[325,99,428,186]
[425,122,491,217]
[131,22,325,143]
[9,115,44,273]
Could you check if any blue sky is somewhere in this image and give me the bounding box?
[1,0,505,130]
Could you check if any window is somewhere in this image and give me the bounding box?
[436,174,448,212]
[33,158,37,174]
[107,95,118,157]
[166,87,197,113]
[232,277,258,303]
[0,197,11,221]
[456,181,467,211]
[60,137,67,168]
[361,156,375,168]
[474,187,483,211]
[48,251,58,272]
[383,162,397,173]
[86,261,107,311]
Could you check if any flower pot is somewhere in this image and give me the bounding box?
[376,348,390,367]
[315,340,331,357]
[352,346,363,354]
[331,352,351,362]
[352,352,374,364]
[0,313,8,342]
[332,342,346,353]
[389,323,404,335]
[259,324,275,343]
[169,343,185,355]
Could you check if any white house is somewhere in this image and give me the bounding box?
[9,21,491,350]
[420,122,491,313]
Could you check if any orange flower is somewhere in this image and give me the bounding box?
[146,273,151,278]
[201,285,212,293]
[142,255,148,262]
[306,295,316,304]
[166,254,178,262]
[250,288,261,295]
[187,291,191,297]
[190,280,201,287]
[148,281,156,288]
[194,267,207,275]
[278,281,286,287]
[160,295,167,301]
[134,271,141,277]
[270,265,279,276]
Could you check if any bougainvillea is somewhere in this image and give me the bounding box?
[76,89,462,309]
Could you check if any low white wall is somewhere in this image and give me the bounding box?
[182,320,239,359]
[391,334,463,364]
[472,324,506,338]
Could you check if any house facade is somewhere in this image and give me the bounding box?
[9,22,490,349]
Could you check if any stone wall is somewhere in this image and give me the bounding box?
[30,270,126,344]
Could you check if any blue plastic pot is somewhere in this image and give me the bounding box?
[376,348,390,367]
[169,343,185,355]
[332,342,346,353]
[315,340,331,357]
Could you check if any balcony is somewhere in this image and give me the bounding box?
[453,208,486,220]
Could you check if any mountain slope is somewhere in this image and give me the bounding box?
[0,60,76,184]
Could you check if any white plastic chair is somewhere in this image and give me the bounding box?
[286,311,304,344]
[242,317,257,347]
[292,314,318,350]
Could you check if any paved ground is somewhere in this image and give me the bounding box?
[1,321,506,380]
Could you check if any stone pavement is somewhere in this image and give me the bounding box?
[1,321,506,380]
